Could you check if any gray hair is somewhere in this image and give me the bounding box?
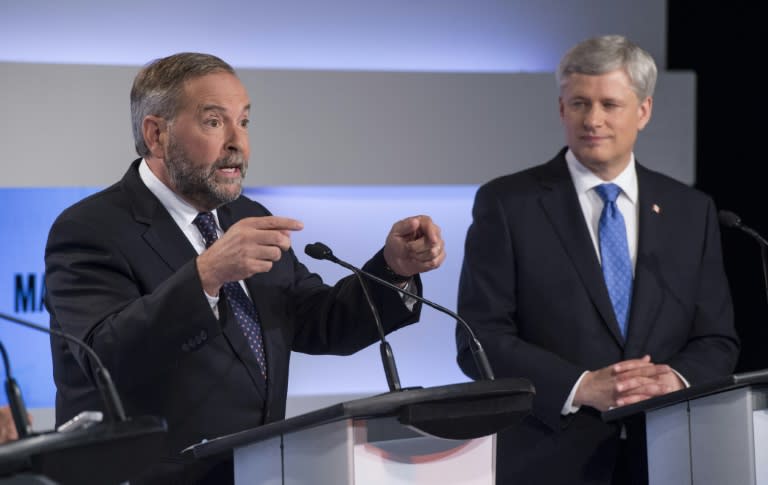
[556,35,657,101]
[130,52,236,157]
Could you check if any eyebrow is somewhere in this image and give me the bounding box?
[198,103,251,115]
[568,96,623,104]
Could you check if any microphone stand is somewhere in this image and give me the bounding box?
[719,210,768,306]
[305,242,495,381]
[0,311,126,423]
[734,219,768,305]
[349,269,402,392]
[0,313,168,485]
[0,341,31,438]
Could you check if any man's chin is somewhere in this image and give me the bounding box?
[573,147,613,166]
[212,181,243,202]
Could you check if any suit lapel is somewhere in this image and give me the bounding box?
[122,160,198,271]
[624,165,664,354]
[537,155,626,346]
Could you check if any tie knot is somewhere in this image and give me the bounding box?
[595,183,622,204]
[192,212,219,247]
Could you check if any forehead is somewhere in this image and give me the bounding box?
[179,71,250,111]
[561,69,635,98]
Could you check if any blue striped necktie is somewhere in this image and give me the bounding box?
[192,212,267,379]
[595,183,633,339]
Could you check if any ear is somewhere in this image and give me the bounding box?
[558,96,565,121]
[637,96,653,131]
[142,115,168,159]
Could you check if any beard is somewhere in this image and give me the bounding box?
[164,135,248,211]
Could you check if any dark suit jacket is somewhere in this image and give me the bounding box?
[44,159,422,483]
[456,149,739,485]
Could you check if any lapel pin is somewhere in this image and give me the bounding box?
[652,203,661,214]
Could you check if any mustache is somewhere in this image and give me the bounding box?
[211,154,247,173]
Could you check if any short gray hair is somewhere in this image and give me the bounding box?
[130,52,236,157]
[556,35,657,101]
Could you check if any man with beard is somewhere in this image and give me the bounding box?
[44,52,445,484]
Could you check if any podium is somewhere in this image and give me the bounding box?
[184,378,533,484]
[0,416,167,485]
[603,369,768,485]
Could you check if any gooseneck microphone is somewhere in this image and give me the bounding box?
[0,311,127,423]
[718,210,768,305]
[349,270,401,392]
[0,340,32,438]
[719,210,768,245]
[304,241,401,391]
[305,242,495,381]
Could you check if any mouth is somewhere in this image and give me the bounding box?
[580,135,609,148]
[217,166,242,175]
[213,157,246,179]
[213,166,243,183]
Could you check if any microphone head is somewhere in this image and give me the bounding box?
[304,242,335,261]
[718,210,742,228]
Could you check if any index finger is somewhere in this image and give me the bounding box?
[612,355,654,373]
[398,215,440,242]
[245,216,304,231]
[616,364,672,380]
[390,216,421,238]
[415,215,441,244]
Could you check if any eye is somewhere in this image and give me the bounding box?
[205,118,221,127]
[240,118,250,128]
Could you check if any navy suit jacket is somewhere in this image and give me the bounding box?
[457,149,739,484]
[44,159,422,482]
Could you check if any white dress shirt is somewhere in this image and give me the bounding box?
[561,150,638,414]
[559,150,688,415]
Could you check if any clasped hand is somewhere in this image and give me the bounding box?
[574,355,685,412]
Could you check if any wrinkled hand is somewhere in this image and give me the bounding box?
[574,355,684,412]
[196,216,304,295]
[383,215,445,277]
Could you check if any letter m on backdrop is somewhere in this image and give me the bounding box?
[14,273,45,313]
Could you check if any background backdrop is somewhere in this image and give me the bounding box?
[1,0,762,429]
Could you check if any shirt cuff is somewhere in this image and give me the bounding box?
[204,290,220,319]
[672,368,690,388]
[399,278,417,311]
[562,371,589,415]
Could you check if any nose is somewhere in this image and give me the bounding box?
[226,122,248,154]
[583,106,604,129]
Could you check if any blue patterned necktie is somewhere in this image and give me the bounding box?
[595,184,633,339]
[192,212,267,379]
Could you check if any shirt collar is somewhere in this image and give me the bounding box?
[565,149,638,204]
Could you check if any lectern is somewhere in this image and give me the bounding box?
[0,416,167,485]
[185,378,534,484]
[603,369,768,485]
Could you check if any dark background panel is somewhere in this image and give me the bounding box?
[668,3,767,372]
